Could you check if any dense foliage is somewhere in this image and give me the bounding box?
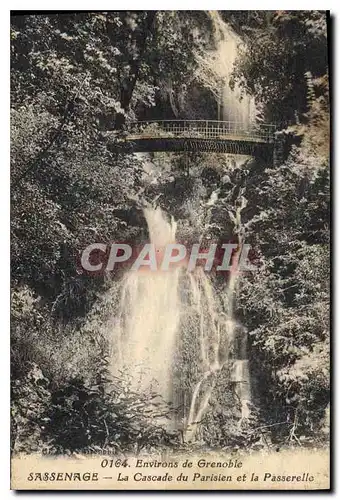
[11,10,329,454]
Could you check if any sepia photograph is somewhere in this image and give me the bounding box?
[10,9,330,490]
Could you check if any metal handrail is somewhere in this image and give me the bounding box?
[129,119,276,125]
[126,120,276,144]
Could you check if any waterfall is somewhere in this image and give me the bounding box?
[111,207,180,403]
[111,206,251,441]
[196,11,256,127]
[110,14,256,441]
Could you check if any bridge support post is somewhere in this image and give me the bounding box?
[183,148,190,176]
[273,134,285,167]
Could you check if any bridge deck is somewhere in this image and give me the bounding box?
[110,120,277,158]
[127,120,275,142]
[127,133,268,143]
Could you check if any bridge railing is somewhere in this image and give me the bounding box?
[127,120,276,143]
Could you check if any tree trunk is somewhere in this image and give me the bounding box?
[112,12,157,129]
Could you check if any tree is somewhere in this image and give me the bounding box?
[229,11,328,124]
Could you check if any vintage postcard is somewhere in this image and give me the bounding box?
[10,10,330,490]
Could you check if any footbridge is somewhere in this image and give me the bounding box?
[111,120,277,159]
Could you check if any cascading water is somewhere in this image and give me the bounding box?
[208,11,256,126]
[112,208,180,403]
[194,11,258,172]
[111,206,250,441]
[111,11,255,441]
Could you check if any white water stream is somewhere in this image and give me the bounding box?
[112,207,250,440]
[196,11,256,126]
[111,12,254,440]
